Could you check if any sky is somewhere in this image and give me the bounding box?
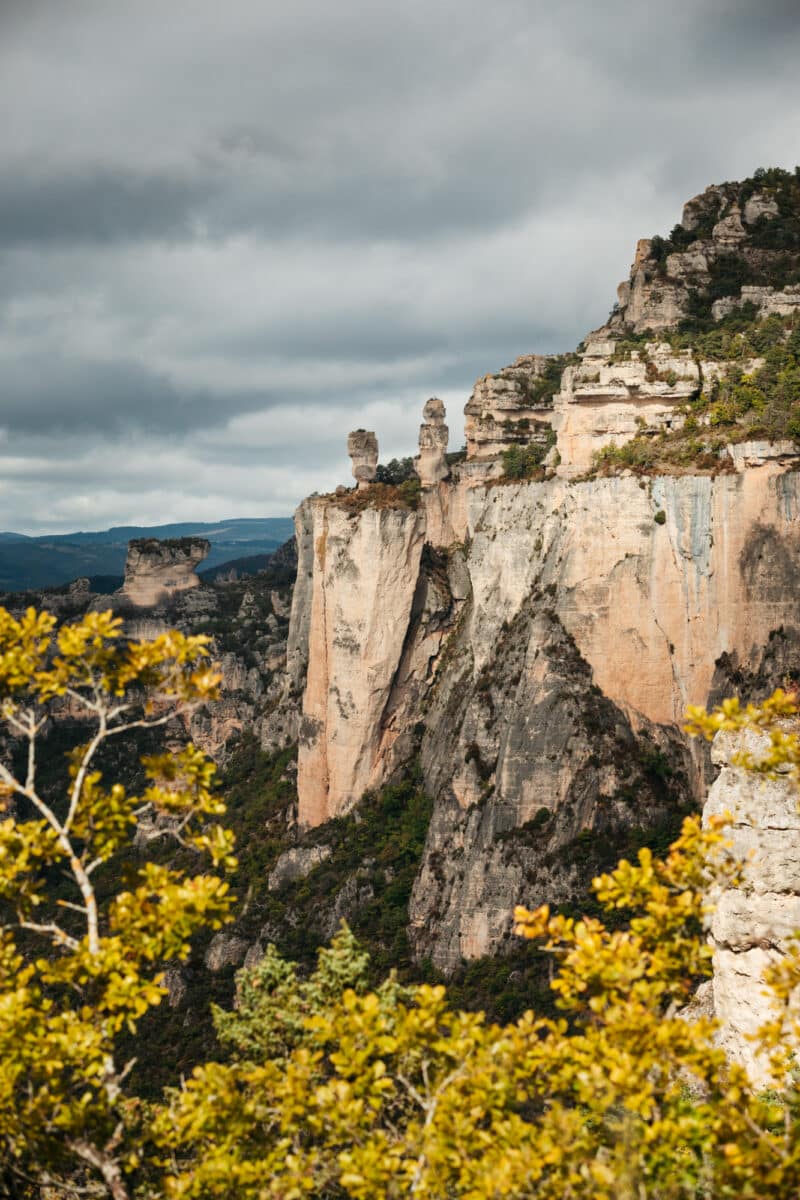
[1,0,799,533]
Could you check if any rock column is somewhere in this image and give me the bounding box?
[347,430,378,489]
[415,398,449,487]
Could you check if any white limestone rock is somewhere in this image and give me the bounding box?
[704,727,800,1086]
[744,191,780,225]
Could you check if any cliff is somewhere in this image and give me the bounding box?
[263,168,800,972]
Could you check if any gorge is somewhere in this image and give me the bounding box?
[5,168,800,1085]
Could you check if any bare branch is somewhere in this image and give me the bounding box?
[67,1138,131,1200]
[18,917,80,952]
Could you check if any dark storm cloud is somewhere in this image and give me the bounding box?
[0,169,200,246]
[0,355,267,437]
[0,0,798,531]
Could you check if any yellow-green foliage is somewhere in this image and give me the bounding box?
[0,607,235,1200]
[156,697,800,1200]
[3,608,800,1199]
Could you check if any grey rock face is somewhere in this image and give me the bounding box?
[204,931,249,972]
[604,181,798,335]
[268,844,332,890]
[410,606,689,971]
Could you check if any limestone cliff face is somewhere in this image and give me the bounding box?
[704,727,800,1087]
[414,467,800,968]
[281,463,800,968]
[296,499,426,826]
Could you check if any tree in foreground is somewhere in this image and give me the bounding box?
[0,607,235,1199]
[2,604,800,1199]
[158,692,800,1199]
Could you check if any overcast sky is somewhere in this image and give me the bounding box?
[1,0,798,532]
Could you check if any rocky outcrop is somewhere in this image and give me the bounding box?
[607,179,795,336]
[120,537,209,607]
[704,727,800,1086]
[464,355,562,464]
[415,398,450,487]
[1,537,299,768]
[268,844,332,890]
[347,430,379,489]
[204,931,249,972]
[711,284,800,322]
[553,339,698,476]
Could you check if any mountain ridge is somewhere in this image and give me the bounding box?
[0,517,294,591]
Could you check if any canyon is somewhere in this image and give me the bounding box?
[6,171,800,1084]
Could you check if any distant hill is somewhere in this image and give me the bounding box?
[0,518,295,592]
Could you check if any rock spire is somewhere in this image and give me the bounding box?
[415,398,449,487]
[347,429,378,489]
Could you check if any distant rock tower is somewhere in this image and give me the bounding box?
[415,398,449,487]
[347,430,378,489]
[120,537,210,607]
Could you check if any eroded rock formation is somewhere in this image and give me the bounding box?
[415,398,450,487]
[347,430,379,489]
[609,181,786,335]
[464,355,561,465]
[120,537,209,607]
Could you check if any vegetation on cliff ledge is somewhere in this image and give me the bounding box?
[594,309,800,475]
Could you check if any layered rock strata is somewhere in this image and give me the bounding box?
[464,355,562,464]
[552,339,698,475]
[704,727,800,1087]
